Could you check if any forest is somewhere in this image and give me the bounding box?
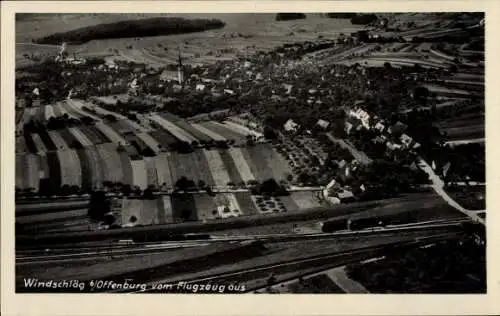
[34,17,226,45]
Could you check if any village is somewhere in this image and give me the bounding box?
[13,12,486,295]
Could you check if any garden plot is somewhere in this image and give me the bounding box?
[56,149,82,187]
[43,104,56,120]
[290,191,324,210]
[68,127,94,147]
[152,153,174,189]
[169,151,214,187]
[78,125,110,144]
[243,146,274,181]
[25,154,41,191]
[223,121,263,138]
[200,121,247,142]
[174,120,212,142]
[130,159,148,190]
[53,102,77,119]
[118,151,134,186]
[213,193,242,219]
[228,147,255,183]
[16,136,28,154]
[135,132,162,153]
[257,143,293,182]
[194,194,219,221]
[48,131,69,150]
[219,150,244,185]
[149,130,178,148]
[84,147,104,189]
[149,114,197,143]
[190,123,227,141]
[144,157,158,188]
[251,195,287,215]
[75,149,92,190]
[31,133,48,153]
[121,198,159,226]
[37,154,50,181]
[64,100,101,121]
[95,122,128,145]
[97,144,124,184]
[203,149,232,187]
[158,196,174,223]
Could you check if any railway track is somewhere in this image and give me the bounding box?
[124,232,461,294]
[17,220,467,264]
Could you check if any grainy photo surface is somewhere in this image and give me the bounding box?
[14,12,486,294]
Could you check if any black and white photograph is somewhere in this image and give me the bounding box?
[9,8,489,298]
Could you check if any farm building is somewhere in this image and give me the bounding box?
[386,142,402,151]
[400,133,413,148]
[337,189,355,203]
[374,121,386,132]
[284,119,300,133]
[316,119,330,129]
[348,108,371,129]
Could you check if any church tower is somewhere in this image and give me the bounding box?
[177,47,184,85]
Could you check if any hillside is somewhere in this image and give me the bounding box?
[34,17,226,45]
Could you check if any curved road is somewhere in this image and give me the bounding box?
[418,159,485,225]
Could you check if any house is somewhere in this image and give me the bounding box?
[224,89,235,95]
[345,121,354,135]
[386,142,402,151]
[374,121,386,132]
[400,133,413,148]
[195,84,206,91]
[316,119,330,129]
[348,108,370,129]
[284,119,299,133]
[337,189,355,203]
[160,69,179,82]
[372,136,386,144]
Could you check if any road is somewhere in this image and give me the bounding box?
[326,133,372,165]
[418,159,485,225]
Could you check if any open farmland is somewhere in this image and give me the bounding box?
[17,14,364,69]
[96,143,124,184]
[199,121,248,142]
[56,149,82,187]
[203,150,232,187]
[149,114,197,143]
[227,147,256,183]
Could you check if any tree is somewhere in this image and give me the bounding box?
[181,209,192,221]
[88,190,110,222]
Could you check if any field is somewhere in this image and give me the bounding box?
[16,142,297,193]
[119,192,262,226]
[16,14,364,68]
[437,113,485,141]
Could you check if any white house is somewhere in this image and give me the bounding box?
[400,133,413,148]
[374,121,386,132]
[317,119,330,129]
[195,84,206,91]
[284,119,299,133]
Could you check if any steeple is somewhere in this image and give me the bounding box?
[177,46,184,85]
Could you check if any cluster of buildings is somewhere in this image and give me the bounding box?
[345,104,421,153]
